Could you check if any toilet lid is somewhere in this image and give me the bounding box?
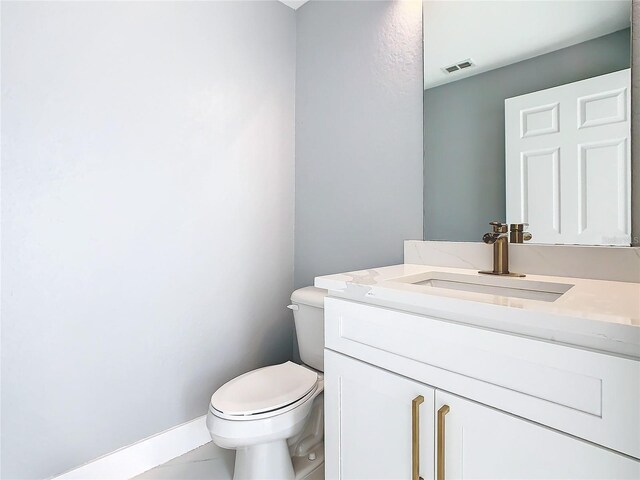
[210,361,318,416]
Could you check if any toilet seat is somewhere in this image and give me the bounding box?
[210,362,319,420]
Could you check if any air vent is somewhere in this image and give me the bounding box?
[442,58,475,74]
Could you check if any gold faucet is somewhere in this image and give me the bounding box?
[479,222,532,277]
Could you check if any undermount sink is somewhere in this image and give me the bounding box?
[389,272,574,302]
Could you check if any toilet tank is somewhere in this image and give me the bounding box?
[290,286,327,372]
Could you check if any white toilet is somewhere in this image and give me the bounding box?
[206,286,327,480]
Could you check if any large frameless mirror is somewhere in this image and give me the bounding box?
[423,0,633,245]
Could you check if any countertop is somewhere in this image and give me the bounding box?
[315,264,640,358]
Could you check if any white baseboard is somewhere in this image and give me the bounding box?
[52,415,211,480]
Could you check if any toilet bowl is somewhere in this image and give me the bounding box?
[207,286,327,480]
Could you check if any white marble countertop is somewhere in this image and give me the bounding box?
[315,264,640,358]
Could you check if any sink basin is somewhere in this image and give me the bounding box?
[389,272,573,302]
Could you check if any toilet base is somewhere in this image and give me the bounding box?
[233,440,295,480]
[292,441,324,480]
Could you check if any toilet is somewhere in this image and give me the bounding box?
[206,286,327,480]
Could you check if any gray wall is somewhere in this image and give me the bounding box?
[294,0,424,288]
[424,29,632,242]
[1,2,295,478]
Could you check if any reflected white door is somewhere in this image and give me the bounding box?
[505,69,631,245]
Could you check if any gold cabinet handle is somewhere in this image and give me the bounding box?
[437,405,450,480]
[412,395,425,480]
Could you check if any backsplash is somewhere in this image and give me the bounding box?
[404,241,640,283]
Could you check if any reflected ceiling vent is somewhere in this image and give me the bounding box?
[442,58,476,74]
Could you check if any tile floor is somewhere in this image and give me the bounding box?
[134,441,325,480]
[133,442,234,480]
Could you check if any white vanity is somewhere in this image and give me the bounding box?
[316,264,640,479]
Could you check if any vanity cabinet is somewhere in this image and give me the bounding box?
[325,350,640,480]
[323,297,640,479]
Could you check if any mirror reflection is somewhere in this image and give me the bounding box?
[423,0,632,245]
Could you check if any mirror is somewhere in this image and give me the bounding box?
[423,0,633,245]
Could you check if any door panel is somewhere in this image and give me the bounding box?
[577,139,629,244]
[519,147,561,240]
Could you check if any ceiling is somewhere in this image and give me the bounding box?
[279,0,310,10]
[424,0,631,89]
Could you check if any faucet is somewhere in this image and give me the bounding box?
[479,221,531,277]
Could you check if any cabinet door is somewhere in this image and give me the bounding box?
[325,350,435,480]
[436,391,640,479]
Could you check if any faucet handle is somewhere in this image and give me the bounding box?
[482,232,499,244]
[509,223,532,243]
[489,221,508,233]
